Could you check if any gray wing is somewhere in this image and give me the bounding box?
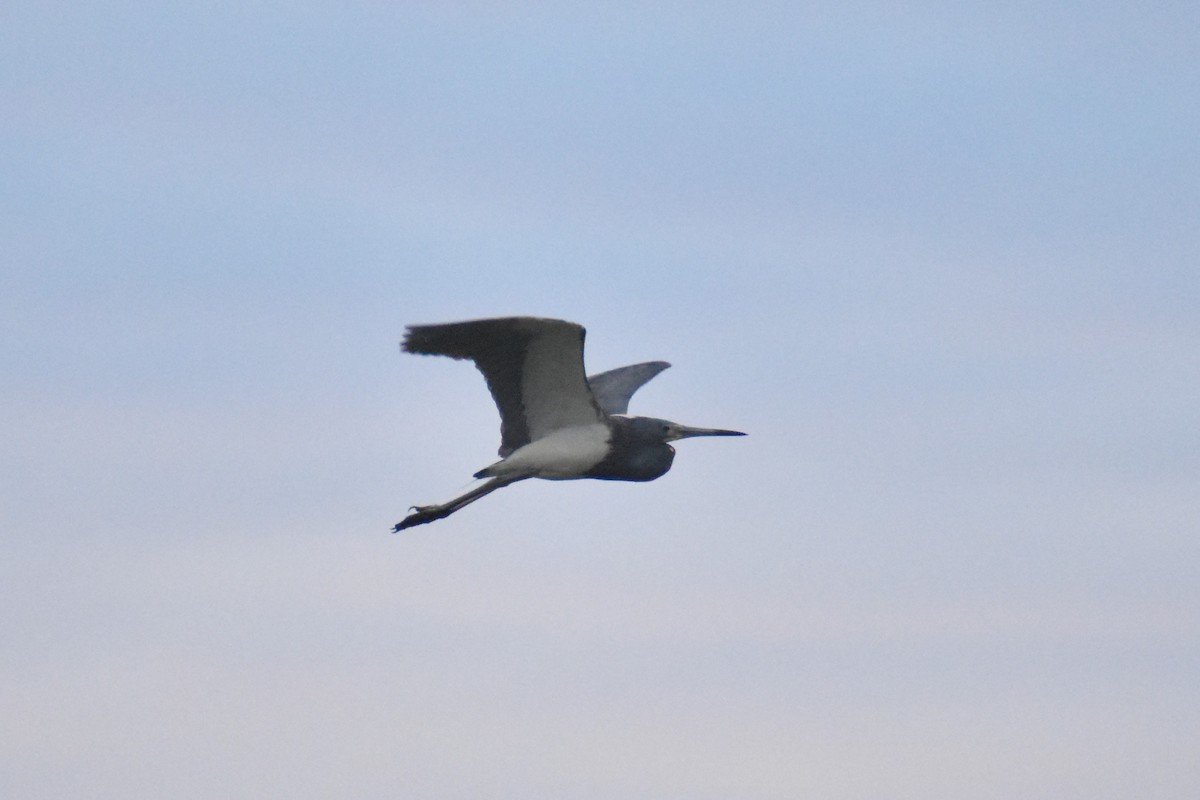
[403,317,605,456]
[587,361,671,415]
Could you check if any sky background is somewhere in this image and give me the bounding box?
[3,2,1198,798]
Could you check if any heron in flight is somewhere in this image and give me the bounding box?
[393,316,746,531]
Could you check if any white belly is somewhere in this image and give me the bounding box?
[486,423,611,479]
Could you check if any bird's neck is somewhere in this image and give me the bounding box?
[585,416,675,482]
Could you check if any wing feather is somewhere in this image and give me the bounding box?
[587,361,671,415]
[403,317,605,456]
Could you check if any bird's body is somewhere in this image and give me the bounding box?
[475,422,612,480]
[394,316,744,531]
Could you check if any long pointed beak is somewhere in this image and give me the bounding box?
[671,425,747,440]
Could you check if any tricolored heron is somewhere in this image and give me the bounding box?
[394,316,745,531]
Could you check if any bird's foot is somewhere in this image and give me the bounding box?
[392,504,449,532]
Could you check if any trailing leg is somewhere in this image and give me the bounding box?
[392,476,525,532]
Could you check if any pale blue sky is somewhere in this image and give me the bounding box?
[3,3,1198,798]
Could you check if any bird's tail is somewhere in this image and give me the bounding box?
[473,462,501,479]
